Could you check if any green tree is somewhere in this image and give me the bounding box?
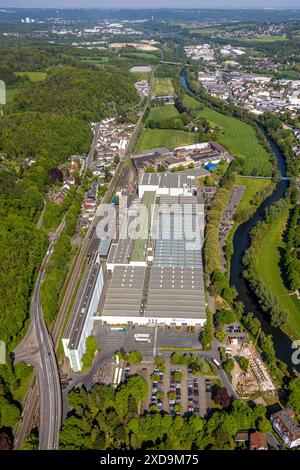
[154,356,165,372]
[238,356,249,373]
[81,336,98,370]
[216,309,236,327]
[0,403,21,427]
[173,371,183,381]
[127,351,142,365]
[174,403,182,413]
[215,330,227,342]
[21,429,39,450]
[202,308,213,350]
[223,358,235,379]
[257,416,272,434]
[287,378,300,414]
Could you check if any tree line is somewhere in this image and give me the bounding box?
[243,199,289,329]
[59,377,272,450]
[284,203,300,292]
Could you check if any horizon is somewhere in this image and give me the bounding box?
[1,2,300,11]
[1,7,300,10]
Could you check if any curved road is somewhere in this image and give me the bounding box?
[13,220,65,449]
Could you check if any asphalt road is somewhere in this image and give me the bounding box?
[13,219,65,450]
[92,324,237,400]
[265,432,282,450]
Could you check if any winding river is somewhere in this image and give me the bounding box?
[180,68,300,371]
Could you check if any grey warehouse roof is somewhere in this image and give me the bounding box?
[145,266,206,320]
[139,172,197,189]
[101,265,146,317]
[152,195,203,268]
[100,265,206,322]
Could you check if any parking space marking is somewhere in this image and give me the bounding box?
[153,327,158,357]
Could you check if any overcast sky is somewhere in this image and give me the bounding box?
[1,1,300,9]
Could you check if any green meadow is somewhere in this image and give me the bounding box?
[197,108,273,176]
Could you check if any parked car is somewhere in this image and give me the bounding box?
[205,379,211,392]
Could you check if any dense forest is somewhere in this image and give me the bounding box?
[0,112,90,162]
[8,67,138,122]
[0,45,76,72]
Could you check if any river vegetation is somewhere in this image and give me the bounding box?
[284,204,300,292]
[203,162,237,278]
[243,196,300,340]
[260,113,300,178]
[225,177,276,274]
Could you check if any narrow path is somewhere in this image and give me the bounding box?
[36,199,46,229]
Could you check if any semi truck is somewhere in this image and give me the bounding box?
[134,333,151,343]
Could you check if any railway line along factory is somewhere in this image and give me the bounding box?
[63,169,206,371]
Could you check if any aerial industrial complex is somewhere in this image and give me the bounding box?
[131,141,229,173]
[63,156,206,371]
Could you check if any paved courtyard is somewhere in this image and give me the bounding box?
[92,323,203,362]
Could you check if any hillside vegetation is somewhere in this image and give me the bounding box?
[0,61,138,441]
[8,67,138,121]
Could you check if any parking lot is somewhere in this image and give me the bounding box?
[125,357,212,418]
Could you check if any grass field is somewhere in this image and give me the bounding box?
[16,71,47,82]
[122,52,160,60]
[131,71,151,82]
[138,129,198,151]
[183,94,201,110]
[234,177,273,213]
[82,57,109,65]
[154,77,174,96]
[147,105,179,123]
[188,28,218,35]
[197,108,273,176]
[226,177,273,274]
[4,87,22,103]
[253,206,300,340]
